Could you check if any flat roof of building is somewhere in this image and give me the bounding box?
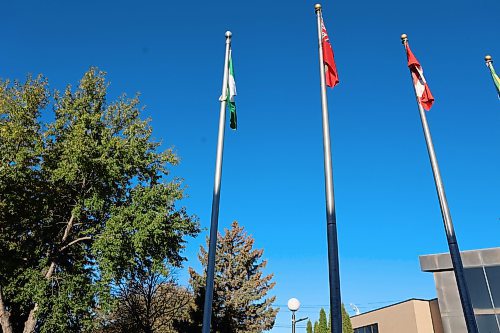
[420,247,500,272]
[350,298,437,318]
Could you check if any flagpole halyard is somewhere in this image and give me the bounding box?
[401,34,479,333]
[315,5,342,333]
[202,30,232,333]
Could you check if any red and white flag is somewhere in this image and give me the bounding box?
[405,43,434,110]
[321,17,339,88]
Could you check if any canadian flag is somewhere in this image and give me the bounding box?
[321,17,339,88]
[405,43,434,110]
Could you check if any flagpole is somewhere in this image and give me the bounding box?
[401,34,479,333]
[202,30,232,333]
[485,55,500,98]
[485,55,494,74]
[315,5,342,333]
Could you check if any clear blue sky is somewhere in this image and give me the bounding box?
[2,0,499,331]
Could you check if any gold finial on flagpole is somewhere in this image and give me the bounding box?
[315,4,322,12]
[401,34,408,44]
[485,55,492,63]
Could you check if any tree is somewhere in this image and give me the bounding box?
[325,304,353,333]
[96,267,192,333]
[177,221,278,332]
[341,304,353,333]
[314,321,319,333]
[306,320,313,333]
[0,69,199,333]
[318,308,328,333]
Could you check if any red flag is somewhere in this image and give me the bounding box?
[321,17,339,88]
[405,43,434,110]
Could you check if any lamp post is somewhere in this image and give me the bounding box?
[288,298,308,333]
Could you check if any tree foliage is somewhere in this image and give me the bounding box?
[0,69,199,333]
[310,304,353,333]
[318,308,328,333]
[96,267,192,333]
[306,320,313,333]
[177,221,278,332]
[341,304,353,333]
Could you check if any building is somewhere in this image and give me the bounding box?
[420,247,500,333]
[350,298,444,333]
[351,247,500,333]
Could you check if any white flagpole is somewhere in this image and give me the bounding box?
[202,31,232,333]
[401,34,478,333]
[315,4,342,333]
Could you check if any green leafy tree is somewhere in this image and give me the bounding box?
[314,321,319,333]
[177,221,278,332]
[306,320,313,333]
[0,69,199,333]
[96,267,192,333]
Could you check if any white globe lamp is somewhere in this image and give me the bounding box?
[287,298,300,312]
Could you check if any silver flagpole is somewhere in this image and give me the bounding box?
[315,4,342,333]
[485,55,495,75]
[202,30,232,333]
[401,34,479,333]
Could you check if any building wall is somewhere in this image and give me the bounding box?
[351,299,441,333]
[420,247,500,333]
[429,298,445,333]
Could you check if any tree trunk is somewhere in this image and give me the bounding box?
[22,304,38,333]
[0,286,14,333]
[22,214,75,333]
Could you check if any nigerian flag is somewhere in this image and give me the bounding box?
[486,56,500,99]
[227,52,237,129]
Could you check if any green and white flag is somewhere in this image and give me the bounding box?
[227,52,237,129]
[218,51,237,129]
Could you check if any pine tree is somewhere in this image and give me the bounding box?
[178,221,278,332]
[306,320,313,333]
[314,321,319,333]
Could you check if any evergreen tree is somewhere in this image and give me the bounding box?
[342,304,353,333]
[0,69,199,333]
[318,308,328,333]
[306,320,313,333]
[314,321,319,333]
[178,221,278,332]
[326,304,353,333]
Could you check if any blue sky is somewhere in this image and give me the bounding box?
[2,0,499,331]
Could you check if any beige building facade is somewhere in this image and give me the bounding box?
[350,299,444,333]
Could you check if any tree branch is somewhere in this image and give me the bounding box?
[59,236,92,252]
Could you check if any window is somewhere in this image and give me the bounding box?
[485,266,500,308]
[354,323,378,333]
[464,267,493,309]
[475,315,500,333]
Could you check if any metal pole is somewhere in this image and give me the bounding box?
[314,4,342,333]
[401,34,479,333]
[202,31,232,333]
[291,311,296,333]
[485,55,499,98]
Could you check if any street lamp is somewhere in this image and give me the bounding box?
[288,298,308,333]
